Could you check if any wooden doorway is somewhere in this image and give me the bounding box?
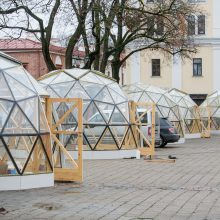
[46,98,83,182]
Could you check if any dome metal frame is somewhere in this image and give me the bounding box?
[39,69,137,151]
[201,91,220,130]
[169,88,201,134]
[0,54,53,178]
[123,83,184,137]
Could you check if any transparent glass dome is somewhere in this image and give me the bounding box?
[123,83,184,136]
[0,52,52,177]
[200,91,220,130]
[169,89,201,134]
[39,69,135,150]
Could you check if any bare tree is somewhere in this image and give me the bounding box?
[82,0,199,82]
[0,0,200,83]
[0,0,61,71]
[0,0,92,69]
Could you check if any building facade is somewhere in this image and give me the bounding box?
[124,0,220,105]
[0,39,85,79]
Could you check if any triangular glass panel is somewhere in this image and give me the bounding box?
[139,92,152,103]
[80,81,104,99]
[84,102,106,124]
[108,88,127,104]
[50,71,74,84]
[66,81,90,99]
[0,56,19,69]
[80,72,103,84]
[4,66,36,92]
[4,72,36,100]
[120,127,136,150]
[109,125,129,148]
[39,73,59,85]
[165,96,176,108]
[50,81,75,98]
[95,74,113,85]
[157,106,170,118]
[3,135,37,174]
[63,133,78,151]
[23,138,52,174]
[83,100,91,114]
[95,101,114,123]
[46,86,59,100]
[84,124,106,150]
[0,71,14,100]
[18,97,39,131]
[0,100,13,132]
[110,107,127,124]
[117,102,130,122]
[94,87,114,104]
[0,138,18,175]
[3,104,36,134]
[147,92,162,103]
[109,82,127,97]
[128,92,143,102]
[55,102,78,131]
[210,98,219,107]
[95,127,118,150]
[65,69,88,79]
[39,102,50,133]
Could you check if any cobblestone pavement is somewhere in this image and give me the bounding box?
[1,136,220,220]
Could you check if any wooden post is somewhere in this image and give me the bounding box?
[150,103,156,158]
[46,97,83,182]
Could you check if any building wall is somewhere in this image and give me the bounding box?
[182,46,213,94]
[123,0,220,98]
[2,50,65,79]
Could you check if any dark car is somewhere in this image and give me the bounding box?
[158,118,180,147]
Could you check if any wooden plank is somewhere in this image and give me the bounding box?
[52,102,77,130]
[46,97,83,182]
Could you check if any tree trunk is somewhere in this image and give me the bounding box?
[41,38,56,71]
[100,53,108,73]
[111,60,121,83]
[65,23,83,69]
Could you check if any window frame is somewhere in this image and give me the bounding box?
[152,59,161,77]
[193,58,202,77]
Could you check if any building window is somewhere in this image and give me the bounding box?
[152,59,160,76]
[155,17,164,35]
[198,15,205,34]
[187,15,205,36]
[187,15,195,35]
[193,58,202,76]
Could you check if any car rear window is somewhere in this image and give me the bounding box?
[160,118,173,126]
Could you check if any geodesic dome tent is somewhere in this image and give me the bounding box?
[39,69,136,151]
[123,83,184,136]
[0,52,53,190]
[169,88,201,134]
[200,91,220,130]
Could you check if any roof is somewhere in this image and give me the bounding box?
[0,38,85,57]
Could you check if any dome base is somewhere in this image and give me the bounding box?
[185,133,201,139]
[0,173,54,191]
[70,149,140,160]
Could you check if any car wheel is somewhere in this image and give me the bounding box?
[159,135,166,148]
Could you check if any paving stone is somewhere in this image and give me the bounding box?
[1,136,220,219]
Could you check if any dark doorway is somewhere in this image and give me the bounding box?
[190,94,207,106]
